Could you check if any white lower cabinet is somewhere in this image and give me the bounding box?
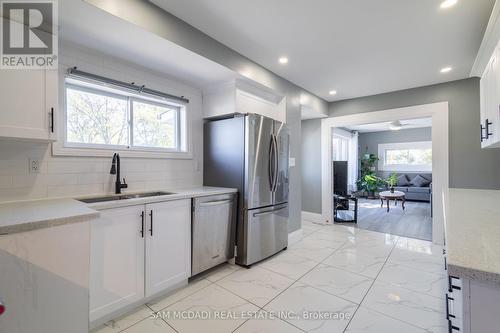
[446,275,500,333]
[90,205,145,323]
[145,200,191,297]
[90,199,191,325]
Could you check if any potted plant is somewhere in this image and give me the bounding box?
[356,153,381,197]
[386,172,398,193]
[361,174,383,198]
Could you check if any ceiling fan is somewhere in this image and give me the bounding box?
[389,120,406,131]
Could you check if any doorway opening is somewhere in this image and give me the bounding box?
[321,102,449,245]
[331,118,433,241]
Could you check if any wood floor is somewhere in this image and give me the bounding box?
[337,198,432,241]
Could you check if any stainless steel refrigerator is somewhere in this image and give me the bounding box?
[204,114,289,266]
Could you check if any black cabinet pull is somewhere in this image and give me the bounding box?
[50,107,54,133]
[480,124,486,142]
[448,276,462,292]
[448,319,460,332]
[149,210,153,236]
[140,211,145,238]
[445,293,455,319]
[485,118,493,138]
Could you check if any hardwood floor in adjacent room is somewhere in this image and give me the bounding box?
[338,198,432,241]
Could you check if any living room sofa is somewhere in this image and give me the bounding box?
[379,172,432,202]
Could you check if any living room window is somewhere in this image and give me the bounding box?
[378,141,432,172]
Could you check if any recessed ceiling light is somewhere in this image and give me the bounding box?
[440,66,452,73]
[278,57,288,64]
[440,0,457,9]
[329,90,337,95]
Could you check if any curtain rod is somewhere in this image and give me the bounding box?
[67,67,189,104]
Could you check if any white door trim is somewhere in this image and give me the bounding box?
[321,102,449,245]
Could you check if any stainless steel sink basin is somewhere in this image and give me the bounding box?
[78,191,175,204]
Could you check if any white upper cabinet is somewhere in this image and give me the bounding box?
[480,42,500,148]
[145,199,191,297]
[0,68,58,141]
[203,79,286,123]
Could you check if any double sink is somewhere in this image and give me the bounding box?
[78,191,175,204]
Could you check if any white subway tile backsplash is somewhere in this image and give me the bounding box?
[0,160,29,176]
[0,175,13,189]
[47,160,105,174]
[47,183,105,198]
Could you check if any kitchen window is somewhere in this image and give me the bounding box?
[378,141,432,172]
[63,78,187,156]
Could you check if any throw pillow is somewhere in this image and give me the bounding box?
[410,175,431,187]
[396,174,410,186]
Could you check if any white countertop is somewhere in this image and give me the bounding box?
[0,198,99,235]
[447,188,500,285]
[81,186,237,210]
[0,186,237,235]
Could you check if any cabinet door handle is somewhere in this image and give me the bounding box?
[448,276,461,292]
[50,107,55,133]
[445,294,456,320]
[140,211,145,238]
[480,124,486,142]
[149,210,153,236]
[448,319,460,332]
[485,118,493,138]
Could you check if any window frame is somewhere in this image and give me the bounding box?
[378,141,432,172]
[53,76,191,159]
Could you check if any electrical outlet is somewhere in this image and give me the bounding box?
[29,159,41,173]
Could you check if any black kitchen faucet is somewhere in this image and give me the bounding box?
[110,153,128,194]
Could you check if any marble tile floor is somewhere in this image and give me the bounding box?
[93,220,448,333]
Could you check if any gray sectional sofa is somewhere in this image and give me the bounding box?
[379,172,432,202]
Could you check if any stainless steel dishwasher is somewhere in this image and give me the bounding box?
[192,193,237,276]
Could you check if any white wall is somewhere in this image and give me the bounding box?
[0,42,203,203]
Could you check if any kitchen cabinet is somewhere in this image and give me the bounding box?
[90,199,191,326]
[480,42,500,148]
[203,79,286,123]
[145,200,191,297]
[0,220,91,333]
[0,68,58,141]
[89,205,145,323]
[445,275,500,333]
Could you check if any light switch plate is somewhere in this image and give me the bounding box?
[289,157,296,167]
[29,159,41,173]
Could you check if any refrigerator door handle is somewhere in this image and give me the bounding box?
[272,134,279,192]
[268,135,275,191]
[252,205,287,217]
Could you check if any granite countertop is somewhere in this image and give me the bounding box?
[446,188,500,285]
[0,187,237,235]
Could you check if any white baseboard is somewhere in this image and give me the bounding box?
[288,229,303,245]
[302,211,327,224]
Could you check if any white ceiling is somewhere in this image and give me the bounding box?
[344,117,432,133]
[58,0,236,89]
[151,0,494,102]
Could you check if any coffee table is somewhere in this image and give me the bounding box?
[379,191,405,212]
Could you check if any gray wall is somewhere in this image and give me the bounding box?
[86,0,329,233]
[358,127,432,173]
[301,78,500,214]
[301,119,322,213]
